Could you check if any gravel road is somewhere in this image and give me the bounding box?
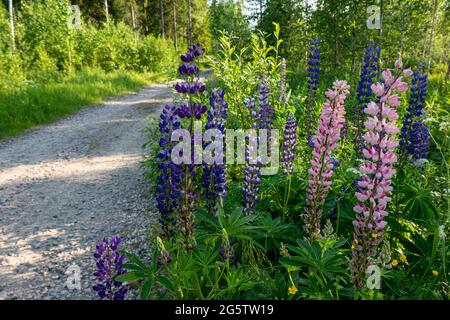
[0,84,172,299]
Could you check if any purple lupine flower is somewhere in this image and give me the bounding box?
[281,114,297,175]
[203,89,228,214]
[305,38,320,139]
[242,97,261,215]
[157,104,182,237]
[258,81,274,130]
[399,67,429,165]
[280,58,287,103]
[93,236,127,300]
[175,43,206,250]
[355,43,380,154]
[156,236,172,267]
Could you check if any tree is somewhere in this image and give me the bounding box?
[8,0,14,51]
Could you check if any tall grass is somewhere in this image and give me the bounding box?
[0,68,170,140]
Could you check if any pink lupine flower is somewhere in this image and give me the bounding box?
[303,80,350,241]
[350,60,412,290]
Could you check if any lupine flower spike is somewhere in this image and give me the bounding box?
[305,38,320,140]
[350,58,412,290]
[93,236,127,300]
[355,43,380,154]
[203,89,228,214]
[175,43,207,250]
[156,104,182,237]
[304,80,350,241]
[399,65,429,166]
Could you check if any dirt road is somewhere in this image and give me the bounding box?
[0,84,172,299]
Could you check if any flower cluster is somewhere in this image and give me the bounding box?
[281,114,297,175]
[258,81,274,130]
[242,97,261,215]
[305,38,320,139]
[350,59,412,290]
[219,229,235,262]
[304,80,350,241]
[203,89,228,214]
[156,236,172,267]
[156,104,182,237]
[355,43,380,153]
[175,43,206,250]
[93,236,127,300]
[399,68,429,164]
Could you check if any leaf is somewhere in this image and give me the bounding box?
[115,271,146,283]
[156,275,176,292]
[140,279,153,300]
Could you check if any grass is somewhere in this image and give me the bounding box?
[0,67,171,140]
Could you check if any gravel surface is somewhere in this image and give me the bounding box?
[0,84,172,299]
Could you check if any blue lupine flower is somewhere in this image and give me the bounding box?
[355,42,379,154]
[93,236,127,300]
[305,38,320,139]
[203,89,228,214]
[281,114,297,175]
[156,104,182,237]
[400,67,429,164]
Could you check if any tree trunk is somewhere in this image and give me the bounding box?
[160,0,165,38]
[130,1,136,30]
[104,0,109,22]
[8,0,15,52]
[187,0,192,46]
[173,1,178,51]
[427,0,439,71]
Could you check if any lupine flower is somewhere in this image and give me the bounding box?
[350,59,412,290]
[93,236,127,300]
[156,236,172,267]
[280,58,287,103]
[305,38,320,139]
[219,229,236,261]
[157,104,182,237]
[355,43,380,154]
[399,67,429,164]
[203,89,228,214]
[258,80,274,130]
[281,114,297,175]
[242,97,261,215]
[175,43,206,250]
[304,80,350,241]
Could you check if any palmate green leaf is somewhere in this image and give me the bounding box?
[399,182,437,220]
[156,275,176,293]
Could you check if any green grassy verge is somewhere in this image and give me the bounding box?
[0,68,171,140]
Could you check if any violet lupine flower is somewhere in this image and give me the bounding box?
[399,68,429,164]
[305,38,320,139]
[203,89,228,214]
[355,43,380,154]
[93,236,127,300]
[242,97,261,216]
[156,236,172,267]
[258,81,274,130]
[281,114,297,175]
[175,43,206,250]
[157,104,182,237]
[350,60,412,290]
[303,80,350,241]
[280,58,287,103]
[219,229,236,262]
